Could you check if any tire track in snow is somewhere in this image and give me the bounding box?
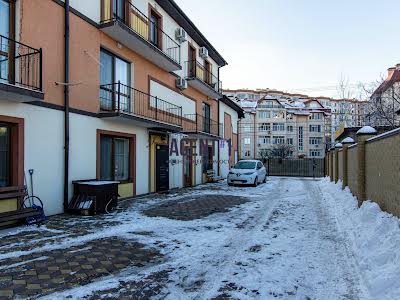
[184,178,287,299]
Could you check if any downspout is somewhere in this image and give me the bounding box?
[217,98,220,176]
[63,0,70,211]
[217,66,221,175]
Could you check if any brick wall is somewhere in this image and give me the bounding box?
[365,132,400,216]
[328,128,400,217]
[347,145,358,195]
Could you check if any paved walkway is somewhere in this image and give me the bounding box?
[0,190,244,299]
[0,178,368,299]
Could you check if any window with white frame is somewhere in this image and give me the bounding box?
[244,150,251,157]
[309,137,323,145]
[309,125,321,132]
[287,125,293,132]
[309,149,322,157]
[272,136,285,144]
[287,138,294,145]
[257,111,271,119]
[287,114,293,120]
[309,113,322,120]
[258,136,270,145]
[272,123,285,131]
[258,123,270,131]
[244,138,251,145]
[298,126,304,151]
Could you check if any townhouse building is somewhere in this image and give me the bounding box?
[0,0,243,218]
[367,64,400,127]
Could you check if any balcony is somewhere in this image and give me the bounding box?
[184,60,222,99]
[183,113,223,138]
[99,82,182,131]
[100,0,181,72]
[0,35,43,102]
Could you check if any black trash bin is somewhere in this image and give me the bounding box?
[68,180,119,215]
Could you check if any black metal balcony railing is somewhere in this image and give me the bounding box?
[185,60,222,93]
[100,82,183,127]
[100,0,180,65]
[184,113,223,137]
[0,35,42,91]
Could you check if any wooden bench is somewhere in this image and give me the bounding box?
[206,169,222,182]
[0,186,41,224]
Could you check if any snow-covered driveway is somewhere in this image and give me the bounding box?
[23,176,374,300]
[6,176,400,299]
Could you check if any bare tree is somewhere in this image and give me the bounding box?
[337,74,353,99]
[360,77,400,128]
[270,144,294,159]
[258,149,271,162]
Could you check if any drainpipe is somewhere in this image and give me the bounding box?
[63,0,70,211]
[217,99,220,176]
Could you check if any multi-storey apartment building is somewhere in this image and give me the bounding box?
[317,97,368,141]
[231,92,331,159]
[0,0,243,218]
[224,89,367,148]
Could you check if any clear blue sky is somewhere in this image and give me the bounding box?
[175,0,400,98]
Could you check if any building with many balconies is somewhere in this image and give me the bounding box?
[0,0,243,220]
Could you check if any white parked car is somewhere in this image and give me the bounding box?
[227,160,267,186]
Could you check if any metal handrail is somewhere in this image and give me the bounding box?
[100,0,181,65]
[100,82,183,127]
[184,60,222,93]
[0,34,42,91]
[184,113,223,136]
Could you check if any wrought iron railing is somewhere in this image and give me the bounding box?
[100,0,180,65]
[185,60,222,93]
[100,82,182,127]
[0,35,42,91]
[183,113,222,137]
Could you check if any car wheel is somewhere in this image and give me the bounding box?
[253,177,258,187]
[263,175,267,183]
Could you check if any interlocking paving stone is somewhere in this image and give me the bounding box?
[144,195,248,220]
[0,237,161,299]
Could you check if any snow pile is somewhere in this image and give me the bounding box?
[342,137,355,144]
[356,126,377,135]
[320,178,400,300]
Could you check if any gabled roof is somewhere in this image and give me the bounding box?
[155,0,227,67]
[371,67,400,98]
[219,96,245,118]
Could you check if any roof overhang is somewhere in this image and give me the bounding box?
[155,0,227,67]
[219,95,245,118]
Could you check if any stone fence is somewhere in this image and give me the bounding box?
[326,126,400,217]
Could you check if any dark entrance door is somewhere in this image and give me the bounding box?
[156,144,169,192]
[183,146,193,187]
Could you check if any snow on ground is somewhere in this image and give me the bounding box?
[4,177,400,299]
[320,178,400,300]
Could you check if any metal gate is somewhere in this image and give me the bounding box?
[266,158,325,178]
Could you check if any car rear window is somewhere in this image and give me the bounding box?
[233,161,256,169]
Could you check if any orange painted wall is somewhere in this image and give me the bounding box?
[19,0,215,116]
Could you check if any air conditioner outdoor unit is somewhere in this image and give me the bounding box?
[176,77,187,90]
[175,28,187,43]
[199,47,209,59]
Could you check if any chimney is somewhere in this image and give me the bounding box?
[388,67,396,78]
